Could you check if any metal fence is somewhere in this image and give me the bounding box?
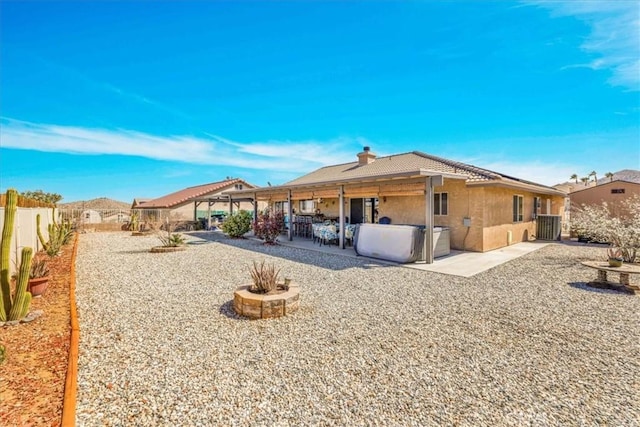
[56,208,196,231]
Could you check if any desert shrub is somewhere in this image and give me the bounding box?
[249,260,280,293]
[157,232,186,247]
[253,209,285,244]
[571,195,640,263]
[221,211,252,238]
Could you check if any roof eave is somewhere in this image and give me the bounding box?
[224,169,468,195]
[466,179,567,196]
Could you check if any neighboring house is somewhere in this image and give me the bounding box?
[81,209,102,224]
[136,178,261,221]
[131,198,151,209]
[227,147,566,253]
[569,169,640,217]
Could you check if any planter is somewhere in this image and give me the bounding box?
[233,283,300,319]
[150,246,187,253]
[28,276,51,297]
[608,258,623,268]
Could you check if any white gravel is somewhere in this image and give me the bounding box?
[75,231,640,426]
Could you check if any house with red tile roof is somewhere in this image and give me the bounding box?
[228,147,566,259]
[136,178,261,222]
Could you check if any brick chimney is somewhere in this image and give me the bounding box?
[357,146,376,166]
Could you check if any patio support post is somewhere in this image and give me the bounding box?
[287,190,293,241]
[207,201,211,230]
[229,195,233,216]
[193,201,198,222]
[253,193,258,222]
[424,177,434,264]
[339,186,345,248]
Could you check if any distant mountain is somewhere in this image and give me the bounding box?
[58,197,130,210]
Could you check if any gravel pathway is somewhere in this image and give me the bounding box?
[75,231,640,426]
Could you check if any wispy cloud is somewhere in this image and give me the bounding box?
[0,117,363,174]
[525,1,639,91]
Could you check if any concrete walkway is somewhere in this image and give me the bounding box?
[276,236,550,277]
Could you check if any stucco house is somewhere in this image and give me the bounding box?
[569,169,640,217]
[227,147,565,258]
[136,178,260,223]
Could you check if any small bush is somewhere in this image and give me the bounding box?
[253,209,285,244]
[157,232,186,247]
[221,211,252,238]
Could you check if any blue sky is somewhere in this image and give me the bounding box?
[1,1,638,203]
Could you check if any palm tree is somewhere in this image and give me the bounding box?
[570,173,578,183]
[580,177,589,186]
[589,170,597,183]
[605,172,614,182]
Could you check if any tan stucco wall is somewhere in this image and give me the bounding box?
[570,181,640,216]
[378,179,486,251]
[481,186,564,251]
[373,179,565,252]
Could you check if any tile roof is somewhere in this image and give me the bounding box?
[285,151,558,192]
[139,178,253,208]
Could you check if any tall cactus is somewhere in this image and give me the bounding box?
[1,189,33,322]
[37,209,73,256]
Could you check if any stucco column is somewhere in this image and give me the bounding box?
[207,201,212,230]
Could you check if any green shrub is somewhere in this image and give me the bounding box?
[221,211,252,238]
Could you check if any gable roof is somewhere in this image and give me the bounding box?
[139,178,254,209]
[224,150,564,198]
[283,151,563,195]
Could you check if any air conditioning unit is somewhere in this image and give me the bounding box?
[536,215,562,241]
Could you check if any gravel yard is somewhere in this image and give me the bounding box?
[75,231,640,426]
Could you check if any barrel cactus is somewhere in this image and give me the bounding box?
[1,189,33,322]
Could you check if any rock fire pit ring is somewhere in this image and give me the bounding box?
[233,283,300,319]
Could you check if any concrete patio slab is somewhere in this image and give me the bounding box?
[275,235,550,277]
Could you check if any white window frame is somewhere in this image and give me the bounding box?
[299,200,316,214]
[434,192,448,216]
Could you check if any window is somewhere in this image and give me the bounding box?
[299,200,316,213]
[611,188,625,194]
[234,184,243,190]
[434,192,448,215]
[533,197,541,219]
[513,195,523,222]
